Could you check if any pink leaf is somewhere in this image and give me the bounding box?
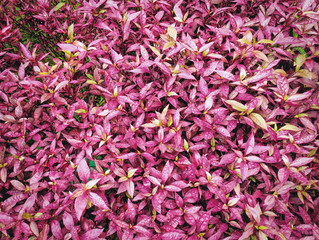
[0,167,6,183]
[197,211,212,232]
[24,193,37,209]
[10,180,26,191]
[147,175,162,186]
[126,179,135,198]
[77,159,90,183]
[118,152,137,160]
[215,70,235,81]
[75,194,88,221]
[66,138,84,148]
[89,192,108,210]
[165,185,182,192]
[246,70,271,84]
[0,213,14,223]
[277,75,289,96]
[278,168,289,183]
[215,125,231,137]
[135,112,145,128]
[199,42,214,53]
[80,229,104,240]
[162,161,174,183]
[189,143,210,151]
[203,62,218,77]
[185,206,201,215]
[240,161,249,181]
[245,156,264,163]
[177,72,195,80]
[141,152,156,162]
[288,91,312,102]
[19,43,32,59]
[30,221,39,237]
[63,212,74,230]
[162,232,185,240]
[245,133,255,155]
[199,77,208,96]
[114,219,130,229]
[205,95,214,111]
[51,220,63,239]
[58,43,78,52]
[126,199,136,222]
[290,157,314,167]
[220,153,236,165]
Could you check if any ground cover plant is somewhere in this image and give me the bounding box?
[0,0,319,239]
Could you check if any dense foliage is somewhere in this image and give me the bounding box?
[0,0,319,239]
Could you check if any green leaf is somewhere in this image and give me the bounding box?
[295,47,306,55]
[54,2,65,11]
[292,28,299,38]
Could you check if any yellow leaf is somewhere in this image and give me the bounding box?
[237,38,252,45]
[252,50,269,62]
[295,54,306,72]
[127,168,138,178]
[184,139,189,152]
[225,100,247,112]
[240,68,246,80]
[167,92,178,96]
[149,45,162,58]
[163,41,175,50]
[74,109,87,114]
[86,74,94,80]
[68,24,74,42]
[86,80,97,85]
[119,176,128,183]
[167,26,177,41]
[50,64,58,72]
[294,69,317,79]
[279,123,302,132]
[206,171,212,182]
[249,113,268,129]
[202,48,209,56]
[274,69,287,76]
[22,213,32,220]
[257,39,274,44]
[311,104,319,109]
[34,212,43,219]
